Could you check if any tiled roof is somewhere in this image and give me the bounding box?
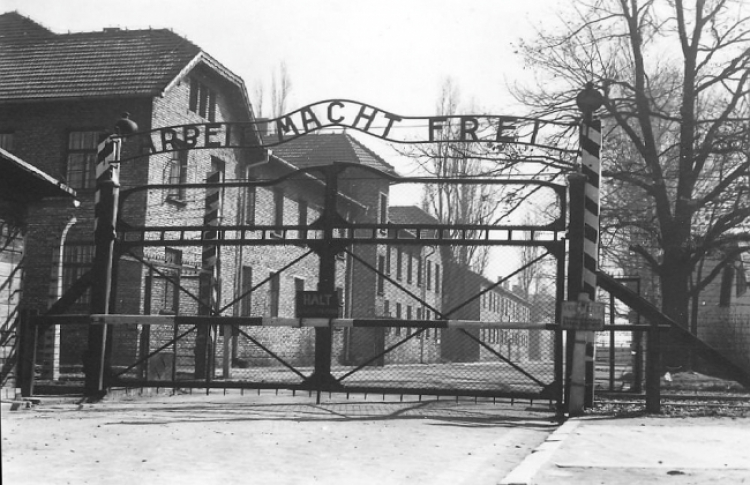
[389,205,440,225]
[0,11,55,40]
[0,12,203,102]
[270,133,397,175]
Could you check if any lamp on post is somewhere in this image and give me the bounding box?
[84,113,137,399]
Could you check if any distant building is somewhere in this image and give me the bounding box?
[441,264,532,362]
[694,248,750,374]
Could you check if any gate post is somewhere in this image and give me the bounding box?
[85,133,122,398]
[306,164,345,390]
[18,309,39,397]
[566,84,603,415]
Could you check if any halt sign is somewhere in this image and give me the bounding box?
[560,299,605,331]
[296,291,340,318]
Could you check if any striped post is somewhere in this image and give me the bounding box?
[567,84,604,414]
[85,134,121,397]
[580,118,601,301]
[195,170,222,381]
[580,117,601,408]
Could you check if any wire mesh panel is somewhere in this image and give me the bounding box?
[333,324,557,397]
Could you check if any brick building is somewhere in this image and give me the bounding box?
[0,12,273,375]
[441,264,532,362]
[0,147,77,389]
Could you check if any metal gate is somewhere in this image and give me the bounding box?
[26,162,567,405]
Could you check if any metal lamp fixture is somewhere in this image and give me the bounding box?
[114,112,138,135]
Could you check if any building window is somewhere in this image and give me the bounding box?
[298,199,308,239]
[435,264,440,294]
[272,188,285,236]
[406,305,412,320]
[269,272,280,317]
[417,257,423,287]
[396,248,403,281]
[383,299,390,317]
[426,261,432,291]
[161,248,182,314]
[378,192,388,233]
[396,302,402,319]
[66,130,99,189]
[294,277,305,315]
[167,150,188,200]
[0,132,14,152]
[240,266,253,316]
[416,308,422,320]
[406,250,413,284]
[377,255,386,295]
[62,244,94,305]
[189,78,217,121]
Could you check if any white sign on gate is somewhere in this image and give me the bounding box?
[560,300,605,331]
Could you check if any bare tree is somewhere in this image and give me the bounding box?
[253,80,264,118]
[270,61,292,118]
[404,79,514,274]
[514,0,750,366]
[252,61,293,119]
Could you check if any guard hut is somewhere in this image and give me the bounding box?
[0,147,77,394]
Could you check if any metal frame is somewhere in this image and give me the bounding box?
[27,162,569,405]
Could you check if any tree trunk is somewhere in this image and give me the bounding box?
[659,246,693,370]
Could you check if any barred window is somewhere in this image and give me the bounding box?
[160,248,182,314]
[62,244,94,305]
[377,255,386,295]
[66,131,99,189]
[240,266,253,316]
[167,151,188,200]
[189,78,217,122]
[269,272,280,317]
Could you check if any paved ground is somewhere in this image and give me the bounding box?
[4,390,749,485]
[1,391,558,485]
[529,416,750,485]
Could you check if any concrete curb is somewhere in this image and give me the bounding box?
[500,418,581,485]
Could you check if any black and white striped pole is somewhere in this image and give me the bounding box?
[567,84,603,414]
[85,113,137,398]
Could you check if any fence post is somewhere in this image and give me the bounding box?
[566,173,586,415]
[646,323,661,413]
[18,309,39,397]
[195,170,222,381]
